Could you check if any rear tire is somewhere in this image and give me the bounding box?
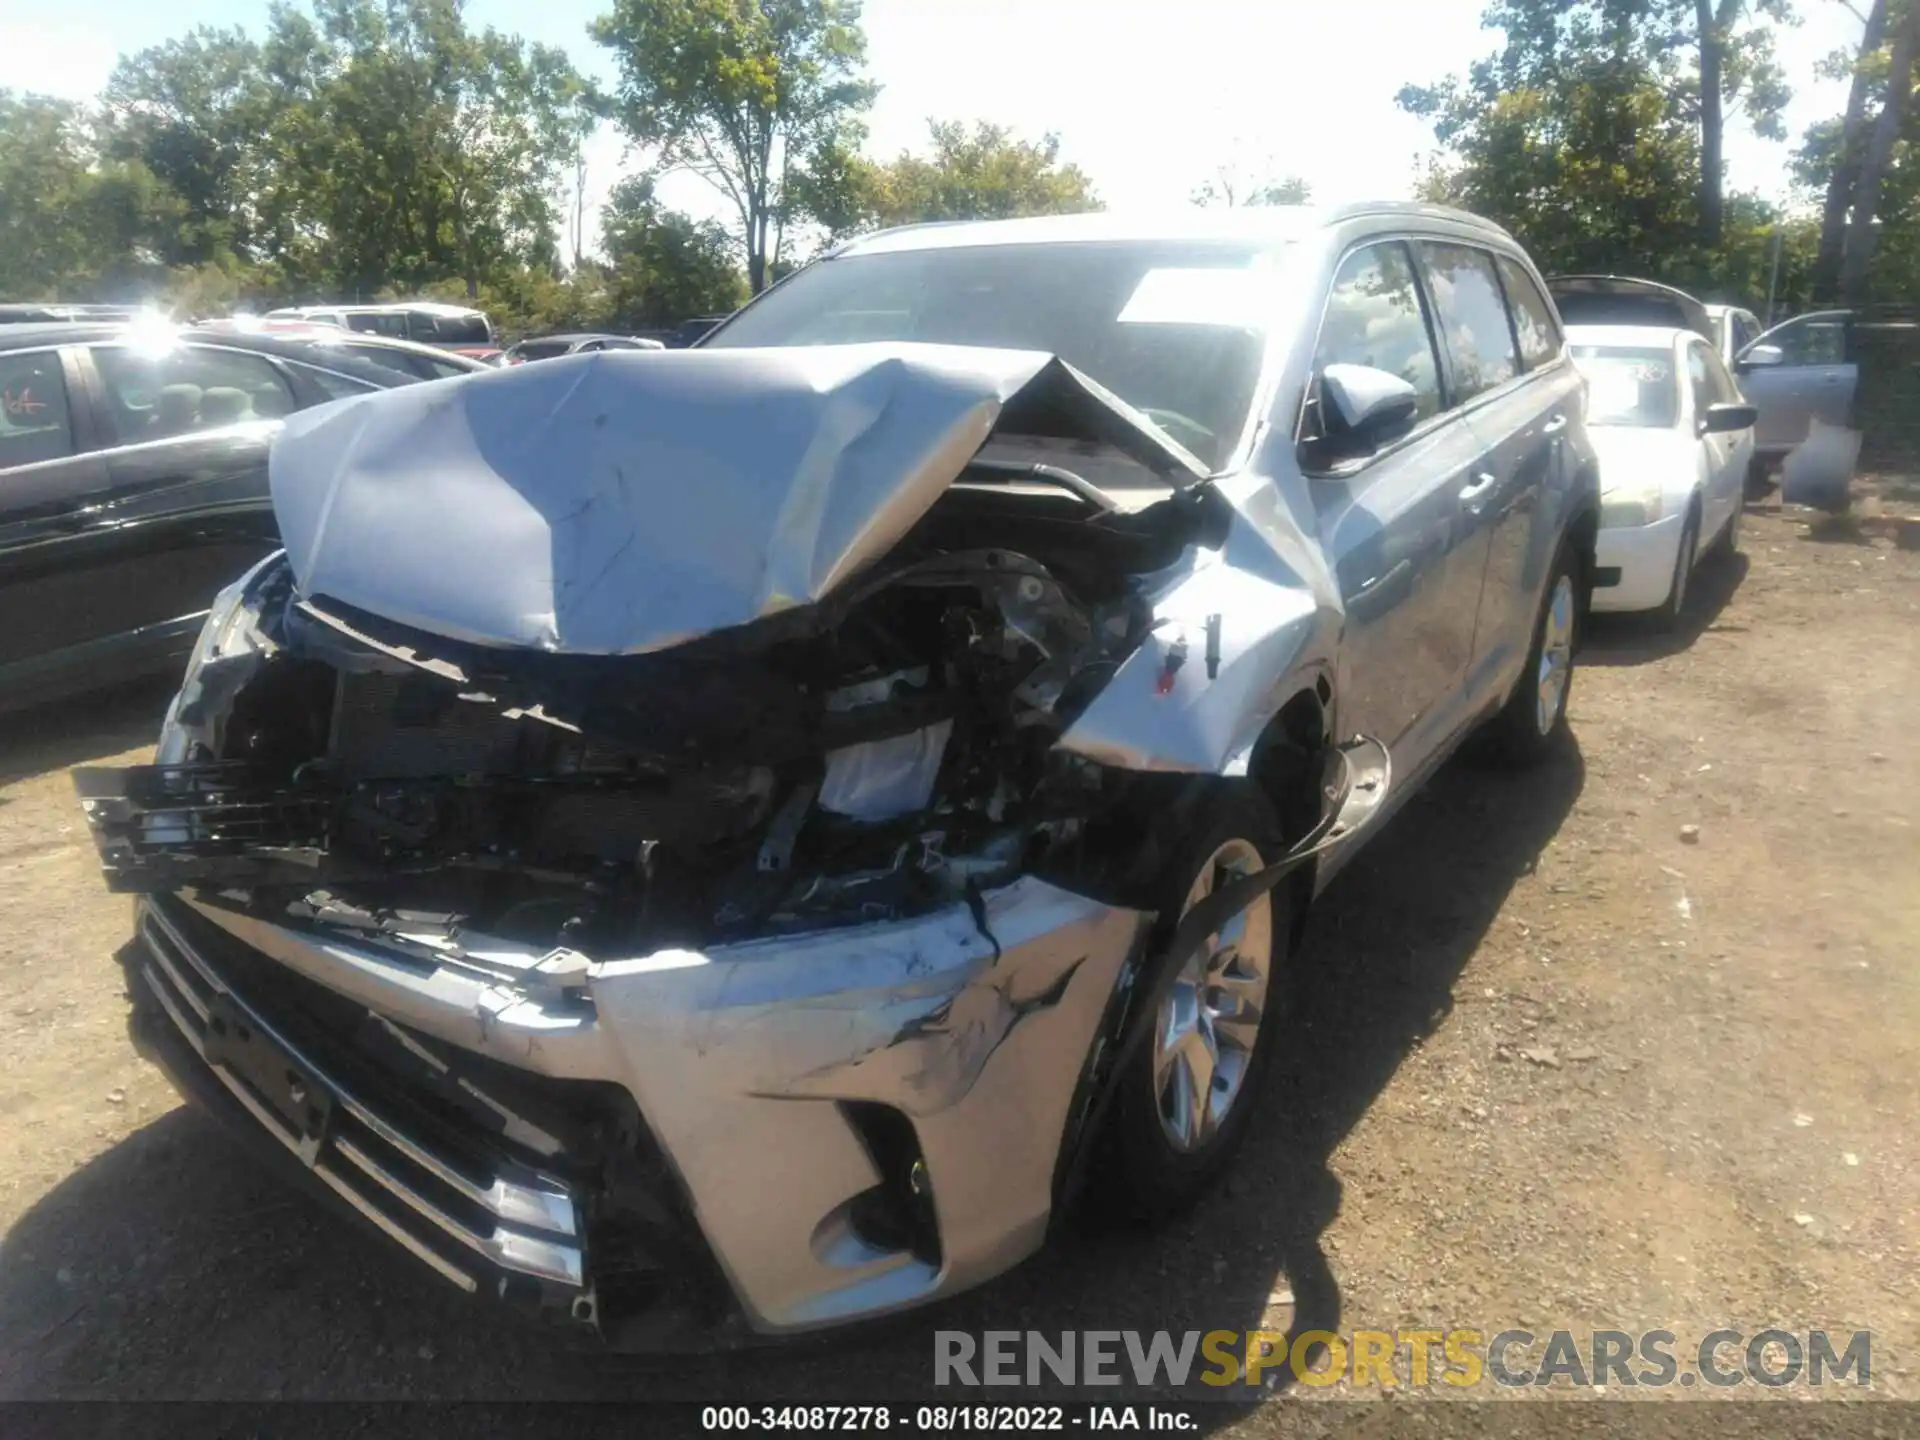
[1101,788,1292,1224]
[1485,540,1580,766]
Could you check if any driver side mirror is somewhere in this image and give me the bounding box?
[1699,402,1758,435]
[1737,342,1785,371]
[1314,363,1421,464]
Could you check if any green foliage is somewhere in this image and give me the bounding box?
[850,121,1100,230]
[0,90,179,300]
[598,175,749,328]
[1400,0,1814,305]
[592,0,877,290]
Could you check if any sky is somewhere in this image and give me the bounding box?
[0,0,1869,256]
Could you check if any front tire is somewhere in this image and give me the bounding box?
[1102,789,1292,1223]
[1654,508,1700,632]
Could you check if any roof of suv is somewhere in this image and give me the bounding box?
[834,203,1518,257]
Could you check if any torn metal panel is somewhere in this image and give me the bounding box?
[269,343,1204,658]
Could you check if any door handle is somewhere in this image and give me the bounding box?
[1458,473,1498,509]
[1541,413,1568,436]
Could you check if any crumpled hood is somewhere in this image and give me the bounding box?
[269,342,1203,656]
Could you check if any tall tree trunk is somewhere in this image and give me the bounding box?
[1814,0,1891,302]
[1841,0,1920,303]
[1698,0,1727,246]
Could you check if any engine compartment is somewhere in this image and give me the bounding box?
[83,478,1231,964]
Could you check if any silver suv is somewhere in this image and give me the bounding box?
[78,204,1597,1345]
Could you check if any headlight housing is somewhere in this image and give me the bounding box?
[155,551,287,763]
[1600,490,1665,528]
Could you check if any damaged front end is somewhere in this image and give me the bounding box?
[75,343,1357,1341]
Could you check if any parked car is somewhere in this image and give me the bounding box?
[75,204,1599,1345]
[0,303,144,325]
[1731,309,1858,463]
[502,332,667,364]
[0,323,466,712]
[262,301,496,351]
[1703,301,1765,365]
[1547,275,1714,340]
[1566,324,1756,628]
[669,314,730,347]
[1548,278,1859,466]
[192,320,494,382]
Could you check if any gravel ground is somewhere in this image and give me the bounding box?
[0,504,1914,1433]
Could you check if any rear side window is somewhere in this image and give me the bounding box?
[1311,240,1444,423]
[345,311,409,338]
[420,312,491,345]
[0,351,74,469]
[1419,243,1519,401]
[91,344,296,443]
[1495,256,1563,371]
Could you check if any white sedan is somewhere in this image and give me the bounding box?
[1567,325,1756,628]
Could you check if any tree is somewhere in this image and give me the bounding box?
[1192,169,1311,207]
[592,0,877,292]
[1839,0,1920,297]
[1405,0,1794,254]
[99,28,272,269]
[0,89,180,300]
[852,120,1099,229]
[598,175,748,327]
[1810,0,1890,298]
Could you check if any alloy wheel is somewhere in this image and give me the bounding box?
[1535,573,1576,737]
[1151,839,1274,1154]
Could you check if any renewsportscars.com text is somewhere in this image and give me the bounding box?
[933,1328,1872,1389]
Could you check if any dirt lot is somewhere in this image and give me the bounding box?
[0,504,1914,1429]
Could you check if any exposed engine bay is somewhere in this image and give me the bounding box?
[79,474,1229,967]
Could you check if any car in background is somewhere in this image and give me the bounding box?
[1566,324,1755,628]
[669,314,730,347]
[1704,302,1764,365]
[1548,275,1715,341]
[1731,309,1858,464]
[261,301,496,353]
[193,320,493,383]
[1549,278,1859,470]
[0,321,467,713]
[502,332,667,364]
[1,303,146,325]
[75,203,1602,1343]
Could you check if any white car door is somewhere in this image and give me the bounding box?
[1683,342,1736,542]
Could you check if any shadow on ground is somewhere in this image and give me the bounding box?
[0,740,1585,1419]
[1582,544,1750,666]
[0,679,175,788]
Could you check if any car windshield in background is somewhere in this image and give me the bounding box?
[511,340,575,361]
[705,240,1286,471]
[1571,345,1678,429]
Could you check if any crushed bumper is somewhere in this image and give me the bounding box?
[124,879,1150,1338]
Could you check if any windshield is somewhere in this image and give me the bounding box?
[705,240,1287,471]
[1571,345,1678,429]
